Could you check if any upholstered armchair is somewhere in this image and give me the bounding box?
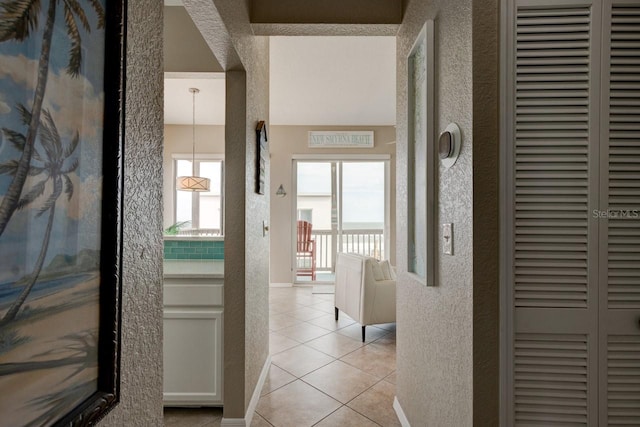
[334,252,396,342]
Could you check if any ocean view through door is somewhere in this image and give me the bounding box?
[293,158,389,283]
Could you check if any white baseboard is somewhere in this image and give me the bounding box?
[245,355,271,426]
[221,355,272,427]
[269,282,293,288]
[393,396,411,427]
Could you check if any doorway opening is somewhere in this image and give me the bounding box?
[292,157,390,283]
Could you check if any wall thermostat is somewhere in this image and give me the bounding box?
[439,123,461,168]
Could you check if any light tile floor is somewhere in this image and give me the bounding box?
[164,286,399,427]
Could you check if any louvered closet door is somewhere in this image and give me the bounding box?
[510,1,601,424]
[599,2,640,424]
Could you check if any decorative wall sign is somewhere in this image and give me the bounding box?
[0,0,125,424]
[308,131,374,148]
[256,121,268,195]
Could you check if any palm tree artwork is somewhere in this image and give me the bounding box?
[0,108,78,323]
[0,0,108,424]
[0,105,102,425]
[0,0,104,237]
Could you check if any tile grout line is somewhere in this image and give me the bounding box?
[309,405,345,426]
[291,353,391,409]
[342,377,394,427]
[264,288,396,427]
[253,411,276,426]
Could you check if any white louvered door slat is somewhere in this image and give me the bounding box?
[510,1,600,425]
[515,334,589,425]
[599,2,640,425]
[508,0,640,425]
[514,3,597,310]
[606,336,640,424]
[605,2,640,310]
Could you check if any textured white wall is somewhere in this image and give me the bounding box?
[238,37,271,412]
[395,0,500,424]
[100,0,164,424]
[395,1,474,425]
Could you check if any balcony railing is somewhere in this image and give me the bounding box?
[309,229,385,272]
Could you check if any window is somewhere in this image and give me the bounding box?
[293,157,390,282]
[297,208,313,223]
[175,158,224,234]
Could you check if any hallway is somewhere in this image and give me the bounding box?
[164,286,398,426]
[256,286,398,426]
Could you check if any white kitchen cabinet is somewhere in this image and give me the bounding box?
[163,261,224,406]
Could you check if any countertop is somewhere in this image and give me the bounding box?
[164,235,224,241]
[163,259,224,279]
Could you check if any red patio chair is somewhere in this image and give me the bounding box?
[296,220,316,281]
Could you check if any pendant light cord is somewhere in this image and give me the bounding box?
[191,88,196,176]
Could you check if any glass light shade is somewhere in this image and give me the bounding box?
[177,176,211,192]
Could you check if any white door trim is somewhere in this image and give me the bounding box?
[292,154,391,161]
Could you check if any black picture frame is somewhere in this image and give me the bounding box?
[53,0,126,423]
[256,121,268,195]
[0,0,125,424]
[59,0,126,423]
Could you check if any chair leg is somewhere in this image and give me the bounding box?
[362,325,366,342]
[335,307,339,321]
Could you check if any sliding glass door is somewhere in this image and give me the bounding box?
[293,157,389,283]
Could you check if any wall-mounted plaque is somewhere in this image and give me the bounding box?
[308,131,374,148]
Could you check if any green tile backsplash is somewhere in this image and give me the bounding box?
[164,240,224,260]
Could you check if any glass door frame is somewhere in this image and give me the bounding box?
[291,154,391,284]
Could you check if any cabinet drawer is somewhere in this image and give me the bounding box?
[164,284,223,307]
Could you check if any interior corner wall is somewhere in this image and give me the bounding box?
[269,125,397,285]
[162,124,225,229]
[223,69,249,418]
[240,35,271,412]
[181,0,271,417]
[100,0,164,424]
[224,41,270,414]
[395,0,474,425]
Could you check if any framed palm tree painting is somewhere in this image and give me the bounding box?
[0,0,125,424]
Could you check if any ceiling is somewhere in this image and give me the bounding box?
[269,36,395,125]
[163,7,396,126]
[164,6,223,73]
[164,73,226,125]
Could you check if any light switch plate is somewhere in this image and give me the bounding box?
[443,223,453,255]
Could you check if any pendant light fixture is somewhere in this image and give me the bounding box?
[177,87,211,192]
